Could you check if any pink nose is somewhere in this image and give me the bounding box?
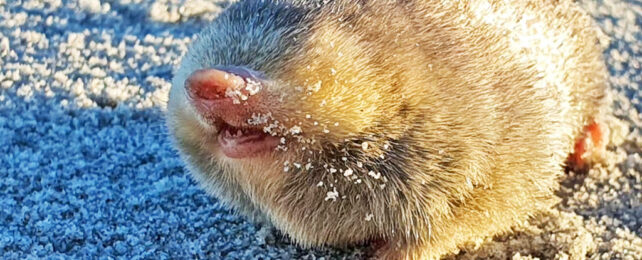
[185,68,246,100]
[184,67,267,127]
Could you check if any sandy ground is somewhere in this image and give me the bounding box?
[0,0,640,259]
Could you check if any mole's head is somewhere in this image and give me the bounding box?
[166,0,470,245]
[166,0,433,196]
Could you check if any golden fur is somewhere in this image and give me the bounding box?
[166,0,608,259]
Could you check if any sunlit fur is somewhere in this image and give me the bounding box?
[166,0,608,259]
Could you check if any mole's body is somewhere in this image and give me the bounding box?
[166,1,608,259]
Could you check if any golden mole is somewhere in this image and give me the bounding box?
[166,0,609,259]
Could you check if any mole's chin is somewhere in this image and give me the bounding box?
[216,124,281,158]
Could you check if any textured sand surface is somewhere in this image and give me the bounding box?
[0,0,640,259]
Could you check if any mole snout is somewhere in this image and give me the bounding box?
[185,68,246,101]
[185,67,280,159]
[185,67,269,127]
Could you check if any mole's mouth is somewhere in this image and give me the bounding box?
[216,123,281,159]
[184,67,281,158]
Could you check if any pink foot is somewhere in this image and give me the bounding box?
[568,121,608,172]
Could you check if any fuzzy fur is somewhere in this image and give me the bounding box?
[166,0,608,259]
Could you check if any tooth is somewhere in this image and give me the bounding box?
[225,129,232,137]
[237,130,243,136]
